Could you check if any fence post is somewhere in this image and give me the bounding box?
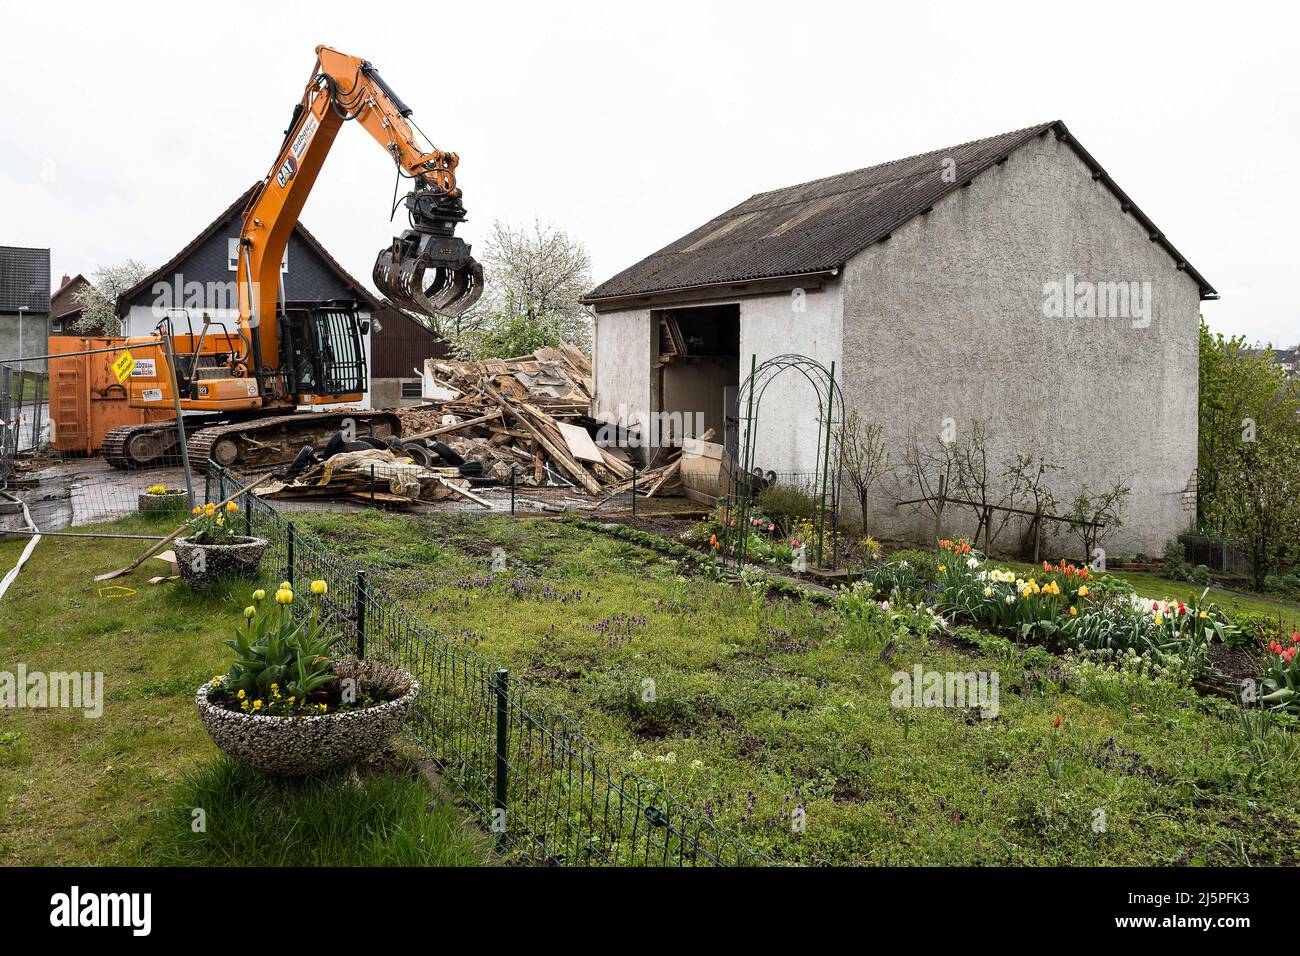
[15,370,26,462]
[355,570,367,658]
[509,467,516,515]
[218,465,227,502]
[631,467,637,516]
[30,373,43,449]
[370,464,376,507]
[493,667,509,848]
[243,490,252,536]
[286,521,296,587]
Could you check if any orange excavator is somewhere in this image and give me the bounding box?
[104,45,483,470]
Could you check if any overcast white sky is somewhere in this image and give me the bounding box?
[2,1,1295,345]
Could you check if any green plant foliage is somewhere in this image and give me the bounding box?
[1262,634,1300,714]
[216,581,343,714]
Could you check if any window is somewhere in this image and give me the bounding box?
[228,238,288,273]
[401,381,423,399]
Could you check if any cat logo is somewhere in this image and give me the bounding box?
[276,155,298,189]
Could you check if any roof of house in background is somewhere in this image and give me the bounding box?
[117,184,383,317]
[51,274,91,320]
[0,246,52,313]
[1268,347,1299,375]
[584,120,1216,304]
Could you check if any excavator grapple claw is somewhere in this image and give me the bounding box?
[373,230,484,319]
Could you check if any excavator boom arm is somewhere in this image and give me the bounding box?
[236,45,481,403]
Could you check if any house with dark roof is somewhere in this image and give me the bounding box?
[584,121,1214,554]
[50,273,91,335]
[0,246,51,369]
[117,186,450,407]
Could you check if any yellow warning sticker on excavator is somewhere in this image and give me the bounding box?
[112,350,134,384]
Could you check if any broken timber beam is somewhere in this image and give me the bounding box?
[484,384,604,495]
[408,408,503,440]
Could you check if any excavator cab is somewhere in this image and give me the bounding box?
[282,301,369,399]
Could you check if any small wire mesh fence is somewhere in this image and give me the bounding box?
[1177,532,1253,576]
[0,364,49,483]
[212,462,769,866]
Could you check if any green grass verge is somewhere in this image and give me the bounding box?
[0,514,488,867]
[133,755,486,867]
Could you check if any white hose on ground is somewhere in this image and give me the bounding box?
[0,492,40,599]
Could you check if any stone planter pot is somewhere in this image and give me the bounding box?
[173,534,268,588]
[196,660,419,776]
[138,490,189,514]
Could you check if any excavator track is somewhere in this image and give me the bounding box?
[187,411,401,472]
[102,420,193,470]
[103,411,402,472]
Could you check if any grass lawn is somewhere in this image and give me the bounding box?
[0,513,489,867]
[282,510,1300,866]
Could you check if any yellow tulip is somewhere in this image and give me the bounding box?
[1077,585,1088,597]
[275,588,293,605]
[252,589,266,601]
[243,606,256,619]
[310,580,328,595]
[226,501,239,512]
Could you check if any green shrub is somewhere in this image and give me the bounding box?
[1162,539,1196,582]
[1263,571,1300,601]
[757,480,820,524]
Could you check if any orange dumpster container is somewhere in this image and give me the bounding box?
[47,337,173,456]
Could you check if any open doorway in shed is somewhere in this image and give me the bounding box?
[652,303,740,459]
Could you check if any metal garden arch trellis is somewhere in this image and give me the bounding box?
[722,353,845,570]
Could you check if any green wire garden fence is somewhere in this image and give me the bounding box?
[207,462,769,867]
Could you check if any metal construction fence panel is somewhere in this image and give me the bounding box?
[212,462,769,867]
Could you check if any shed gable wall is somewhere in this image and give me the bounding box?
[839,131,1201,555]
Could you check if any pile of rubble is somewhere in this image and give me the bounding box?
[396,345,684,500]
[252,346,688,509]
